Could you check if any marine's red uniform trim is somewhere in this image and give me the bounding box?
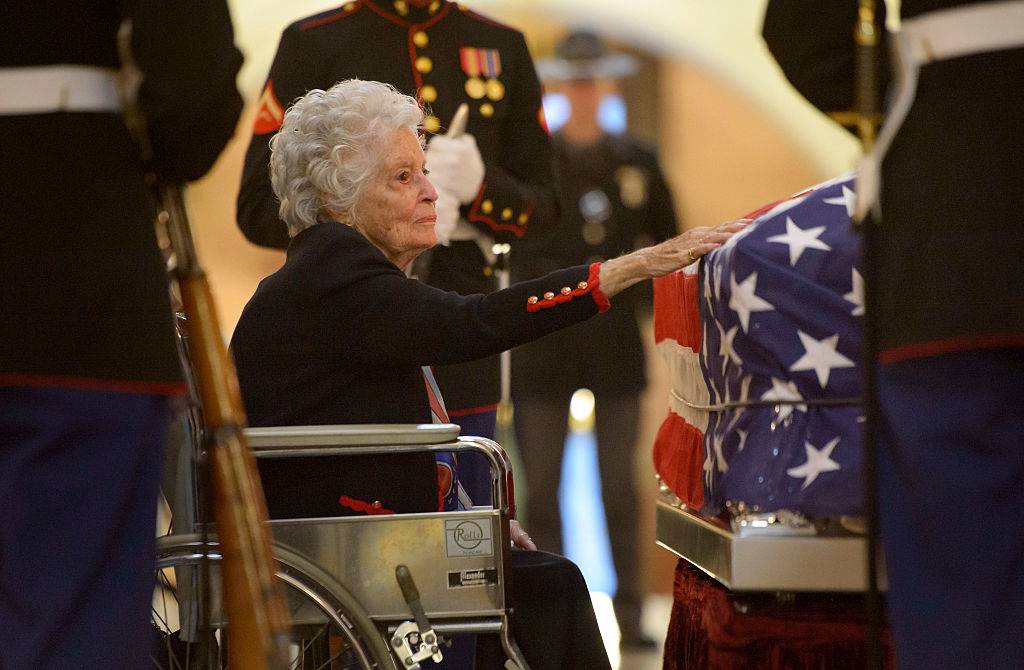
[525,263,607,313]
[468,182,532,237]
[0,373,187,397]
[878,333,1024,364]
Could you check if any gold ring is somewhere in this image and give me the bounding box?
[686,248,696,263]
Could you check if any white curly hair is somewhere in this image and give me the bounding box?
[269,79,425,236]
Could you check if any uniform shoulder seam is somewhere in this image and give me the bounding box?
[297,2,363,31]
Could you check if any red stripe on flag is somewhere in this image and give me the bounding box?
[654,272,702,352]
[652,411,705,509]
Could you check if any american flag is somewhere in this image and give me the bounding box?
[653,173,865,518]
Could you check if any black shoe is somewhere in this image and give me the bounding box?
[619,630,658,650]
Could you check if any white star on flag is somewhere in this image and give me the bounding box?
[717,321,742,368]
[760,377,807,422]
[729,271,774,332]
[712,431,729,473]
[713,265,723,302]
[790,331,855,387]
[766,217,832,266]
[844,268,864,316]
[786,437,842,489]
[824,185,857,218]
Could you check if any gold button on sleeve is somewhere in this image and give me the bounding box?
[481,199,493,214]
[543,291,555,300]
[518,212,529,225]
[416,56,433,74]
[413,31,429,47]
[528,295,539,304]
[577,281,588,290]
[424,115,441,134]
[419,85,437,103]
[501,208,512,220]
[560,286,572,296]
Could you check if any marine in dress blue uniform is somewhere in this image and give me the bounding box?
[0,2,243,667]
[764,2,1024,667]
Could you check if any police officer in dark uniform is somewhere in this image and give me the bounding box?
[511,31,679,650]
[237,0,558,459]
[764,2,1024,667]
[0,2,243,667]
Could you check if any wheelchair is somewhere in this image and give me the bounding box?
[153,317,529,670]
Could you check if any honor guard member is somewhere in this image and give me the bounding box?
[511,31,679,650]
[0,2,243,668]
[237,0,559,467]
[764,2,1024,668]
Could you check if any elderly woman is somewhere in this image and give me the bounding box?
[230,79,743,669]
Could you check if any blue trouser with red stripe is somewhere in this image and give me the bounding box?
[0,386,170,670]
[876,348,1024,669]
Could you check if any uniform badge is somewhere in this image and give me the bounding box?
[460,48,504,104]
[253,80,284,135]
[616,165,649,209]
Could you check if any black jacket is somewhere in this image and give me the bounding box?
[762,0,1024,358]
[512,133,678,396]
[0,0,243,390]
[231,222,603,514]
[236,0,559,410]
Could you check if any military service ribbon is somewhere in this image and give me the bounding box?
[460,47,504,101]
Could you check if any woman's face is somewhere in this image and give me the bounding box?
[352,128,439,270]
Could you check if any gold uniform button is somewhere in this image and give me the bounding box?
[416,56,433,74]
[481,199,493,214]
[429,0,441,13]
[483,266,493,277]
[419,85,437,103]
[372,500,382,509]
[543,292,555,301]
[577,281,588,290]
[413,31,429,47]
[528,295,539,305]
[518,212,529,225]
[501,208,513,221]
[479,102,494,117]
[393,0,409,16]
[424,115,441,134]
[343,2,356,10]
[561,286,573,296]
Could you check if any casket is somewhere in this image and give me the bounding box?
[653,173,883,592]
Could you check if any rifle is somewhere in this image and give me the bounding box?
[159,184,292,669]
[117,22,292,665]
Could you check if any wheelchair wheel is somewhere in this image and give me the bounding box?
[151,534,396,670]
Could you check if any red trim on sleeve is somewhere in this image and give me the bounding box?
[878,333,1024,364]
[588,262,610,312]
[467,182,532,238]
[338,495,395,515]
[0,373,187,397]
[525,265,606,313]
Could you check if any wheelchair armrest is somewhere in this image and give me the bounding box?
[245,423,460,447]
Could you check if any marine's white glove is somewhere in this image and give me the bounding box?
[426,133,485,205]
[433,189,460,246]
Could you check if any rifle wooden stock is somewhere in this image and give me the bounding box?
[165,186,291,669]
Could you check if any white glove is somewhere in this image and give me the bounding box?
[433,189,460,246]
[425,133,485,205]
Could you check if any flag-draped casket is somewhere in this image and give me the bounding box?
[653,173,865,518]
